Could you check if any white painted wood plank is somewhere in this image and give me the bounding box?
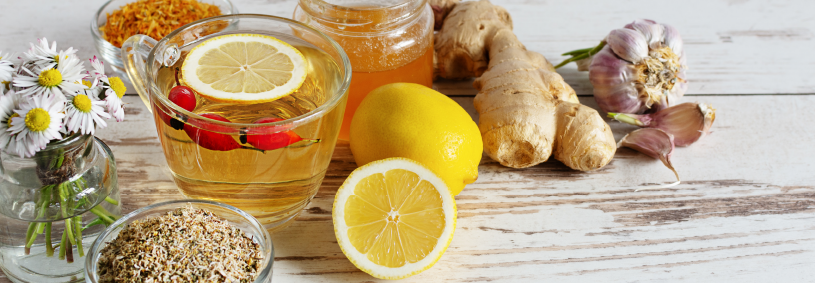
[5,95,813,282]
[1,0,813,95]
[2,0,814,281]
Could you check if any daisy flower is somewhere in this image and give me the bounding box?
[0,51,14,95]
[0,90,20,150]
[65,90,109,135]
[88,56,106,80]
[8,93,65,157]
[99,76,127,122]
[23,38,76,71]
[12,53,86,98]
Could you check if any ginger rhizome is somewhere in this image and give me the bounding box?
[434,0,616,170]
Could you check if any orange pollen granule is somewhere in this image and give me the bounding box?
[100,0,222,48]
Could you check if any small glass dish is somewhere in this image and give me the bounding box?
[90,0,238,82]
[84,200,273,283]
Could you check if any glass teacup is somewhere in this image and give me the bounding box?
[121,14,351,231]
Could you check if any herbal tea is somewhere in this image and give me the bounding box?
[294,0,434,140]
[152,33,345,231]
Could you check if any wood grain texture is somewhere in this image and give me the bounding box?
[1,0,813,95]
[2,0,815,282]
[6,94,815,282]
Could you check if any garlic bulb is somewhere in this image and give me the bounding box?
[558,19,688,114]
[618,128,679,181]
[609,102,715,146]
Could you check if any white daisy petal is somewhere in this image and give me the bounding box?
[89,56,107,80]
[64,89,109,135]
[9,93,65,157]
[0,90,21,149]
[12,51,87,98]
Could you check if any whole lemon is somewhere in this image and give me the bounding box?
[350,83,482,195]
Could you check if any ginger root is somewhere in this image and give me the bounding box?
[435,0,616,170]
[429,0,461,30]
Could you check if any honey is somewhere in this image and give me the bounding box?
[295,0,435,140]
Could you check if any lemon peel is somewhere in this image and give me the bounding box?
[349,83,482,195]
[334,158,456,280]
[181,34,306,104]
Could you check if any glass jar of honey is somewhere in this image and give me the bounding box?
[294,0,434,140]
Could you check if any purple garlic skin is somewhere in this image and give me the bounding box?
[590,19,688,114]
[610,102,716,147]
[618,128,679,181]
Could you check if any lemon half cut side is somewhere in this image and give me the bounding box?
[333,158,457,280]
[181,33,307,104]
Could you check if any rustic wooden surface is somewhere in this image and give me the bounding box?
[2,0,815,282]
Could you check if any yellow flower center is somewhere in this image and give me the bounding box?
[73,94,93,113]
[24,108,51,132]
[54,55,66,64]
[108,77,126,98]
[38,69,62,88]
[82,80,93,88]
[7,113,19,129]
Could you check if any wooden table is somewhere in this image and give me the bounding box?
[2,0,815,282]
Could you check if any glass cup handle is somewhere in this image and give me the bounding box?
[121,35,157,112]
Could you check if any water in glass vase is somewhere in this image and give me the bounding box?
[0,136,121,283]
[152,32,345,231]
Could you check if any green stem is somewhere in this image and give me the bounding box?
[58,230,67,260]
[64,219,76,245]
[74,216,84,257]
[34,221,45,234]
[45,222,54,257]
[561,47,594,56]
[24,222,36,255]
[55,153,64,169]
[554,41,607,69]
[25,183,57,254]
[77,177,87,191]
[90,206,117,225]
[82,218,105,231]
[607,112,645,126]
[25,223,43,249]
[104,196,119,205]
[58,183,68,217]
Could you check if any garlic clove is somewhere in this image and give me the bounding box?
[651,102,715,146]
[588,46,636,87]
[618,128,679,181]
[624,18,657,28]
[626,19,665,48]
[594,82,645,114]
[589,46,647,113]
[698,103,716,135]
[610,102,716,147]
[662,24,684,56]
[575,57,592,72]
[607,28,648,64]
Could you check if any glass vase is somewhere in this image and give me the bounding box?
[0,134,121,283]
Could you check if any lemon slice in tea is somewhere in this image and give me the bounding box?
[333,158,457,280]
[181,34,307,104]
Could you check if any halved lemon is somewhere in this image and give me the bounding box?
[333,158,457,280]
[181,33,307,104]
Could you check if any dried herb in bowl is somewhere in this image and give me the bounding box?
[96,207,263,282]
[101,0,222,48]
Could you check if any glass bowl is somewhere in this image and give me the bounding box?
[84,200,273,283]
[90,0,238,83]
